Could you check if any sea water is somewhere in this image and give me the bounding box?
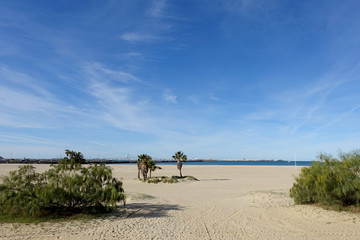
[157,160,313,166]
[114,160,313,166]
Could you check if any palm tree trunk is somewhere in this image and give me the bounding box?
[141,163,148,181]
[177,160,182,177]
[142,169,147,181]
[137,163,141,179]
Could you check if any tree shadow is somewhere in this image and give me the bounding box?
[107,203,184,219]
[124,203,184,218]
[201,178,230,181]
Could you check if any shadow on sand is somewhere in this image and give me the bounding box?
[201,178,230,181]
[107,203,184,219]
[125,203,184,218]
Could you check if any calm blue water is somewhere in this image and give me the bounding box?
[157,160,313,166]
[113,160,313,166]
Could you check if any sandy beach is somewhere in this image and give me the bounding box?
[0,164,359,240]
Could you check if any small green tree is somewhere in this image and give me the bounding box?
[290,150,360,208]
[0,151,125,218]
[172,151,187,177]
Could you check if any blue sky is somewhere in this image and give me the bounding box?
[1,0,360,160]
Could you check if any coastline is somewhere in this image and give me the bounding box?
[1,164,359,240]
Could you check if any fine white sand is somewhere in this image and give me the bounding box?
[1,164,360,240]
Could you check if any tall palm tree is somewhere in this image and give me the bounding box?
[172,151,187,177]
[137,154,152,180]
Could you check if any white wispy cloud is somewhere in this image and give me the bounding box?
[220,0,263,14]
[0,39,19,56]
[207,92,220,101]
[120,32,162,42]
[211,0,277,21]
[285,70,358,134]
[0,65,53,97]
[314,105,360,133]
[83,62,140,83]
[187,95,199,104]
[79,63,210,138]
[163,89,177,103]
[123,52,144,58]
[0,112,45,129]
[0,134,66,147]
[0,85,55,114]
[81,63,160,133]
[119,0,174,43]
[0,65,94,129]
[0,66,60,128]
[243,110,277,121]
[243,65,360,139]
[147,0,167,18]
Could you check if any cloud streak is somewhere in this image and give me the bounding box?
[120,32,163,42]
[241,64,360,141]
[119,0,174,44]
[163,89,177,103]
[83,63,140,83]
[81,63,162,133]
[0,66,65,128]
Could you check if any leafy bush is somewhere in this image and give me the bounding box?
[0,161,125,218]
[290,150,360,207]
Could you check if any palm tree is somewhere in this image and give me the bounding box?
[148,160,162,178]
[137,154,152,180]
[172,151,187,177]
[64,149,86,164]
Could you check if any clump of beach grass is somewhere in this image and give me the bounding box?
[144,175,199,184]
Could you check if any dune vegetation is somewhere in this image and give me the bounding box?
[137,151,197,184]
[0,150,125,223]
[146,175,199,184]
[290,150,360,211]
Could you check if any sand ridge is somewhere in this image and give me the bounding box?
[0,164,359,240]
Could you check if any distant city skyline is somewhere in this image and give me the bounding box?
[1,1,360,161]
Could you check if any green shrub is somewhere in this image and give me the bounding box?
[290,150,360,207]
[146,177,162,184]
[143,175,199,184]
[0,161,125,218]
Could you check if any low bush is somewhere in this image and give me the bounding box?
[0,161,125,220]
[290,150,360,208]
[144,175,199,184]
